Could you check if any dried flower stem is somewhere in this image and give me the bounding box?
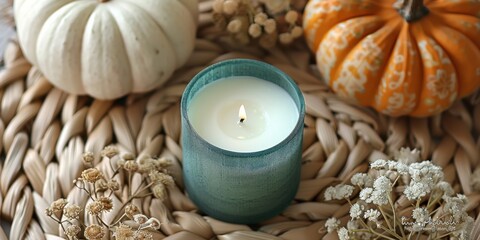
[389,196,405,238]
[47,146,173,239]
[109,181,155,224]
[357,218,396,240]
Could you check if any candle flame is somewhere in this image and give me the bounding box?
[239,105,247,123]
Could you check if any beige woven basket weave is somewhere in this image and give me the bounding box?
[1,1,480,240]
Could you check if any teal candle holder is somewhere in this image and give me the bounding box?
[181,59,305,224]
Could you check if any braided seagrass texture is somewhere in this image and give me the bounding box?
[1,2,480,240]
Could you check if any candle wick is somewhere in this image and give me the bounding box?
[238,105,247,124]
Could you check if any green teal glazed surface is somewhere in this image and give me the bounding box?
[181,59,305,224]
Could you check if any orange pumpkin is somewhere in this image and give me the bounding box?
[303,0,480,117]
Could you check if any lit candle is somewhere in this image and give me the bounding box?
[181,59,305,224]
[187,76,299,153]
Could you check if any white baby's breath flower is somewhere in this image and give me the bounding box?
[370,176,392,205]
[359,188,373,203]
[403,160,445,201]
[325,217,341,233]
[373,176,392,192]
[411,223,424,232]
[370,159,388,169]
[346,220,359,230]
[409,161,444,183]
[404,181,429,200]
[444,194,468,222]
[337,227,350,240]
[395,162,409,175]
[324,186,336,201]
[345,149,468,239]
[371,190,389,206]
[363,209,381,222]
[324,184,354,201]
[358,176,392,206]
[452,216,474,240]
[349,203,364,219]
[412,207,430,226]
[435,181,454,198]
[351,173,373,188]
[387,160,399,170]
[395,147,420,164]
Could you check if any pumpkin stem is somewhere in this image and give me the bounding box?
[394,0,429,22]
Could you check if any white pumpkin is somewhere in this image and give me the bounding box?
[14,0,198,99]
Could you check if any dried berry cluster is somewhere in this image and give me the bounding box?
[46,146,174,240]
[212,0,304,49]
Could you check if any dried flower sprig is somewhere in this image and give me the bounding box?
[46,146,173,239]
[212,0,305,49]
[323,148,474,240]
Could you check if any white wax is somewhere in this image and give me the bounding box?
[188,76,299,152]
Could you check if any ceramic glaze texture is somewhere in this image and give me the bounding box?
[181,59,305,224]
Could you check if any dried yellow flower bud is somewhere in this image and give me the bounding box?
[65,224,81,238]
[101,145,119,158]
[98,196,113,212]
[87,201,104,216]
[254,12,268,25]
[152,184,166,200]
[264,19,276,34]
[122,153,135,161]
[133,214,149,225]
[124,160,139,172]
[291,26,303,38]
[134,230,154,240]
[222,0,239,15]
[285,10,299,24]
[81,168,103,183]
[137,155,152,164]
[64,204,82,220]
[45,208,53,217]
[248,23,262,38]
[116,158,126,168]
[95,178,108,192]
[262,0,290,15]
[212,0,224,13]
[279,32,293,44]
[50,198,68,214]
[125,204,140,219]
[83,152,94,164]
[107,179,120,191]
[113,223,134,239]
[155,157,172,169]
[138,157,155,173]
[227,19,243,33]
[84,224,105,240]
[149,170,174,186]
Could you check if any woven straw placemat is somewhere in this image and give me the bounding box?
[0,2,480,240]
